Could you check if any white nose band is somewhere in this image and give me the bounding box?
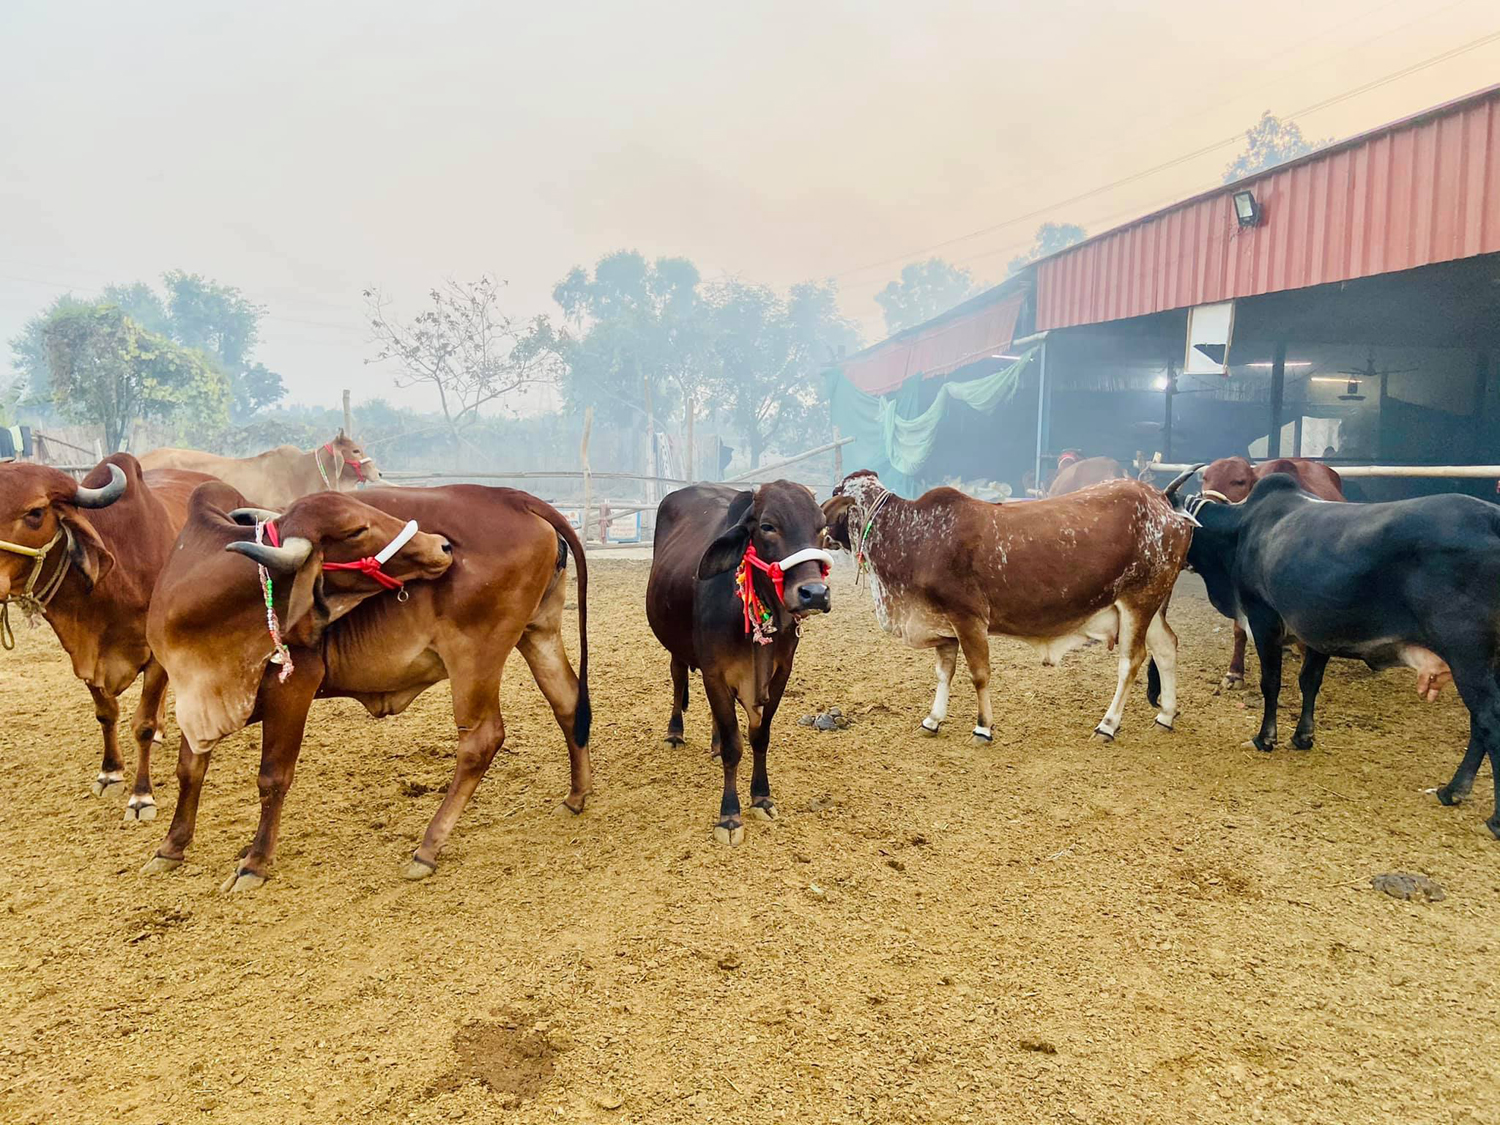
[374,520,420,564]
[777,547,834,572]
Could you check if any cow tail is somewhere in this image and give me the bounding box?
[531,502,591,748]
[1146,659,1161,708]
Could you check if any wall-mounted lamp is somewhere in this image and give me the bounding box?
[1232,189,1262,229]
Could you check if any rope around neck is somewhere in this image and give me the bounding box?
[0,525,72,651]
[853,489,893,584]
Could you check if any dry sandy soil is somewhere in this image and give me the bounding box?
[2,560,1498,1124]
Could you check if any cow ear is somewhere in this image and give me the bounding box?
[279,551,329,646]
[821,495,855,550]
[56,509,114,593]
[696,490,756,580]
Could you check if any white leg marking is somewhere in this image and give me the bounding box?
[1146,610,1178,730]
[924,644,957,731]
[1096,604,1140,737]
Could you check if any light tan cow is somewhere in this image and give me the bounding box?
[139,430,380,509]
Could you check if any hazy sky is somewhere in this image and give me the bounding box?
[2,0,1497,415]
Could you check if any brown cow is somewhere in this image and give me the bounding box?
[1199,456,1346,689]
[142,481,591,890]
[1047,455,1129,497]
[646,482,833,846]
[824,469,1196,742]
[0,454,213,820]
[139,429,380,509]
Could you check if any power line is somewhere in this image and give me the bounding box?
[830,23,1500,283]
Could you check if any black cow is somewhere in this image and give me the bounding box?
[645,481,833,846]
[1167,470,1500,836]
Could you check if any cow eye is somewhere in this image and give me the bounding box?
[344,525,369,540]
[759,522,776,534]
[24,507,44,525]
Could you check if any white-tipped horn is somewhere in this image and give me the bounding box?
[1161,463,1206,499]
[226,536,314,572]
[72,464,127,508]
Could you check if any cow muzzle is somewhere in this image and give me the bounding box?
[794,582,831,614]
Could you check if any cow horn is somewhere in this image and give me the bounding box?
[1162,464,1206,499]
[226,536,314,572]
[228,506,284,527]
[71,464,127,509]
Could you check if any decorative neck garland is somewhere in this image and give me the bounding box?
[853,489,892,583]
[734,544,833,645]
[254,519,295,682]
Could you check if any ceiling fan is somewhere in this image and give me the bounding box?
[1331,351,1418,402]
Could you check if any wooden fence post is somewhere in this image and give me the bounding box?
[580,406,594,547]
[342,389,353,435]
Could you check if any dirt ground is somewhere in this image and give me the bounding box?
[2,559,1498,1125]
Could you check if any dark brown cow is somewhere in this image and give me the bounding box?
[140,429,380,509]
[1200,456,1346,688]
[824,469,1196,741]
[646,482,833,846]
[0,454,213,820]
[1047,455,1128,497]
[142,482,591,890]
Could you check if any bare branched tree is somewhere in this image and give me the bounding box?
[363,276,563,466]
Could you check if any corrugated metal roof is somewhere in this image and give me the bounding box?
[839,284,1025,395]
[1036,84,1500,331]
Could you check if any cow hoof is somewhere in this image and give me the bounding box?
[920,717,941,737]
[123,799,157,822]
[139,855,182,876]
[1153,715,1175,732]
[402,857,437,881]
[1248,737,1275,753]
[1487,815,1500,841]
[1221,675,1246,691]
[1433,784,1468,807]
[555,798,585,816]
[220,868,266,894]
[90,773,125,798]
[749,800,778,821]
[713,821,745,847]
[970,727,993,747]
[663,733,685,747]
[1291,733,1314,751]
[1092,725,1116,743]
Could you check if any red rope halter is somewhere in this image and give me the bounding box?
[324,443,369,483]
[734,544,830,644]
[264,519,406,590]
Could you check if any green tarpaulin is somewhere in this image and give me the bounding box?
[827,349,1035,494]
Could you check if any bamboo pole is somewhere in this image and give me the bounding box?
[580,406,594,547]
[722,437,855,483]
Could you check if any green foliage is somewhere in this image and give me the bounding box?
[553,251,712,424]
[1224,112,1330,184]
[707,279,860,467]
[7,272,284,434]
[874,259,977,335]
[41,305,230,452]
[1006,222,1087,276]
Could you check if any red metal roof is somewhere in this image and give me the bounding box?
[840,288,1023,395]
[1036,84,1500,331]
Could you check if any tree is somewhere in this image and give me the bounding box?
[41,305,230,452]
[8,273,285,430]
[874,259,976,335]
[1224,112,1329,184]
[553,251,715,475]
[364,276,563,466]
[161,271,284,420]
[1006,222,1087,276]
[708,280,860,468]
